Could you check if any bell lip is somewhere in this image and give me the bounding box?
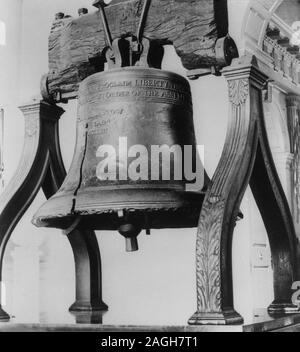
[31,188,205,230]
[32,205,203,231]
[83,66,190,85]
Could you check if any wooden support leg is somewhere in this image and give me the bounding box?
[67,230,108,313]
[0,101,57,321]
[40,105,108,314]
[189,55,300,326]
[0,100,107,322]
[189,56,269,325]
[250,104,299,314]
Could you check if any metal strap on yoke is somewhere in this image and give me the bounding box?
[93,0,152,64]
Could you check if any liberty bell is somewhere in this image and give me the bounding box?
[32,1,206,252]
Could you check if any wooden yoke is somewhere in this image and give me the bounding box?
[44,0,237,101]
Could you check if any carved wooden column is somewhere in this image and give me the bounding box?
[272,152,294,210]
[67,230,108,314]
[0,100,107,321]
[189,55,300,326]
[189,56,261,325]
[0,100,53,321]
[251,100,299,315]
[285,94,300,293]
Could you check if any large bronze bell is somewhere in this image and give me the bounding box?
[33,66,205,251]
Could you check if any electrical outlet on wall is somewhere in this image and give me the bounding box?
[251,244,270,269]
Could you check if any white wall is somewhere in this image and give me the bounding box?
[0,0,24,186]
[1,0,279,326]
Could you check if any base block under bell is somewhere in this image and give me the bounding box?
[69,300,108,313]
[268,301,300,315]
[0,307,10,322]
[188,310,244,326]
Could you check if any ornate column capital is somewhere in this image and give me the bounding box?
[19,100,65,121]
[222,55,269,90]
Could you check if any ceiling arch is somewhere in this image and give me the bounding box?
[243,0,284,50]
[241,0,300,96]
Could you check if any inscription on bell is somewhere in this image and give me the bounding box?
[96,78,186,91]
[82,74,191,107]
[135,78,186,91]
[93,86,189,104]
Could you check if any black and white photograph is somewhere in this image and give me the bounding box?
[0,0,300,338]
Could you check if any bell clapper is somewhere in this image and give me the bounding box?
[118,223,141,253]
[117,210,141,252]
